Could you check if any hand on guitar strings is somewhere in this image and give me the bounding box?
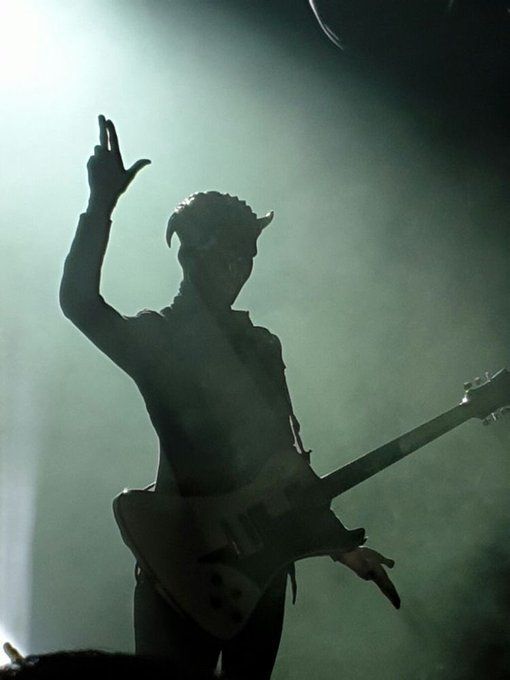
[332,546,401,609]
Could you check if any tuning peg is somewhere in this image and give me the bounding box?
[493,406,510,419]
[482,408,509,425]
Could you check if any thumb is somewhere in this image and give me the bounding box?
[371,549,395,569]
[381,556,395,569]
[128,158,151,177]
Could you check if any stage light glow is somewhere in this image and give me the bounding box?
[0,0,69,91]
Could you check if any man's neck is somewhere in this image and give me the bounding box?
[172,281,232,317]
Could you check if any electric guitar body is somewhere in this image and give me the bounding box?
[114,448,363,640]
[114,368,510,640]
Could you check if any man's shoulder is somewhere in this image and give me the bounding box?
[130,308,166,322]
[125,308,167,333]
[251,323,281,348]
[248,322,285,365]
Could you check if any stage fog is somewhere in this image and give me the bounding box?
[1,1,509,677]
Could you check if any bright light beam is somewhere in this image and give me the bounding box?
[0,0,69,91]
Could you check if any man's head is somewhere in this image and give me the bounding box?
[167,192,273,307]
[0,649,183,680]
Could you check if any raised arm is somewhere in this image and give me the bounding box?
[60,116,150,358]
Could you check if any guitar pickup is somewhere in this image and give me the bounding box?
[198,544,237,564]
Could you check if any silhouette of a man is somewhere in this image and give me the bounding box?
[60,116,398,679]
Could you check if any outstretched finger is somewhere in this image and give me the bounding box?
[128,158,151,178]
[370,566,401,609]
[106,119,121,160]
[98,115,107,149]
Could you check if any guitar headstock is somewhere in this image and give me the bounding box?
[462,369,510,424]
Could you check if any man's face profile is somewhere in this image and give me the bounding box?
[178,241,255,307]
[169,191,272,308]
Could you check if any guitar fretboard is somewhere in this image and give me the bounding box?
[320,402,472,501]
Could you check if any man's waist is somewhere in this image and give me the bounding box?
[156,444,299,497]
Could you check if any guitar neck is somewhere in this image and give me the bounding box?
[320,401,473,501]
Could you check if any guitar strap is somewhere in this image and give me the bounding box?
[282,377,312,464]
[290,412,311,464]
[282,379,312,603]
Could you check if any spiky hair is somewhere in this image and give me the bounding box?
[166,191,272,253]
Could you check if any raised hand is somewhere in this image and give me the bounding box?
[87,115,151,213]
[333,546,401,609]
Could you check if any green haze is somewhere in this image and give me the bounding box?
[1,1,509,678]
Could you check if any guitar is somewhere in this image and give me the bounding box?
[113,369,510,640]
